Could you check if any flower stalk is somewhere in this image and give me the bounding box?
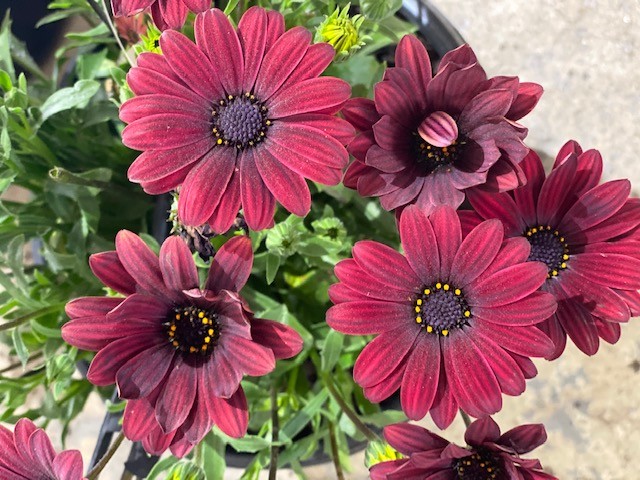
[86,431,125,480]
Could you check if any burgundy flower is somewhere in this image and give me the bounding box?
[62,232,303,457]
[342,35,542,214]
[370,417,556,480]
[111,0,210,30]
[0,418,85,480]
[121,7,354,232]
[327,205,556,428]
[465,142,640,359]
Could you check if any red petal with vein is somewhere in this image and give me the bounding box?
[254,148,311,216]
[239,151,276,231]
[87,336,152,386]
[352,240,420,291]
[280,114,355,145]
[250,318,303,359]
[254,26,310,100]
[468,333,525,396]
[418,111,458,147]
[555,299,600,355]
[334,259,410,303]
[480,237,530,279]
[280,43,335,91]
[159,236,199,291]
[65,296,122,319]
[399,206,440,284]
[395,35,432,94]
[473,291,556,326]
[89,251,137,295]
[120,94,209,124]
[384,423,448,456]
[209,388,249,438]
[116,344,174,399]
[499,424,547,454]
[207,169,241,234]
[469,262,547,307]
[205,236,253,293]
[326,301,413,335]
[160,30,223,99]
[400,335,441,420]
[354,327,418,387]
[178,148,236,226]
[450,219,503,286]
[268,77,351,118]
[154,0,188,30]
[464,417,501,445]
[569,253,640,289]
[238,6,267,92]
[114,0,154,16]
[52,450,84,480]
[444,330,501,417]
[123,399,158,441]
[474,321,554,358]
[122,113,210,151]
[195,9,244,93]
[128,140,212,184]
[155,355,198,432]
[115,230,170,298]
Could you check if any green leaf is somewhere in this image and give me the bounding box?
[0,12,15,83]
[265,253,280,285]
[11,328,28,368]
[31,319,62,339]
[0,70,12,91]
[223,433,270,453]
[146,456,180,480]
[202,431,226,480]
[281,389,329,440]
[40,80,100,121]
[321,329,344,372]
[360,0,403,21]
[76,49,108,80]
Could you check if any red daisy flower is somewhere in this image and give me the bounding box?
[121,7,354,232]
[465,142,640,359]
[326,205,556,428]
[62,232,303,457]
[111,0,211,30]
[370,417,556,480]
[341,35,542,214]
[0,418,85,480]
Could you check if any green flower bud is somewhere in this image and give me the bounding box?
[135,22,162,55]
[365,440,403,469]
[166,460,205,480]
[316,4,368,59]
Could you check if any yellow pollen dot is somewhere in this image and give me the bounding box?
[416,317,422,324]
[552,270,558,276]
[216,138,223,145]
[424,289,431,295]
[441,329,449,336]
[426,325,433,333]
[560,237,565,242]
[169,331,174,337]
[201,344,208,351]
[219,100,225,105]
[464,310,471,318]
[189,346,197,353]
[554,230,559,235]
[250,95,255,100]
[260,131,265,136]
[442,147,448,152]
[245,92,250,97]
[443,284,450,291]
[172,340,179,347]
[170,325,176,331]
[204,336,211,343]
[436,282,442,289]
[416,299,423,305]
[546,225,551,230]
[454,289,461,295]
[487,468,493,472]
[561,262,567,268]
[531,227,538,234]
[527,231,533,236]
[480,463,486,467]
[563,254,569,260]
[415,306,421,313]
[175,313,181,319]
[198,312,204,318]
[208,329,214,335]
[228,94,234,100]
[266,120,272,126]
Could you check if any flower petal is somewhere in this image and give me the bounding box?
[52,450,84,480]
[116,343,175,399]
[89,251,137,295]
[209,387,249,438]
[352,240,421,291]
[205,235,253,293]
[399,206,440,284]
[383,423,448,456]
[472,291,557,326]
[499,424,547,454]
[268,77,351,118]
[464,417,501,445]
[239,151,276,231]
[159,236,199,292]
[155,355,198,433]
[250,318,303,359]
[326,301,413,335]
[468,262,547,307]
[450,219,503,286]
[237,6,267,92]
[87,336,153,386]
[400,334,441,420]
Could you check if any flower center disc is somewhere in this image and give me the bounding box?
[165,306,219,356]
[414,283,471,336]
[525,225,569,278]
[414,136,466,174]
[211,93,271,149]
[454,450,501,480]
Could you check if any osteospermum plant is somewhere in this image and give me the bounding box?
[0,0,635,479]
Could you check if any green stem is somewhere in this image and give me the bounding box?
[0,303,65,332]
[459,409,472,428]
[194,441,204,466]
[323,374,378,442]
[86,431,125,480]
[95,0,135,67]
[268,385,279,480]
[328,421,345,480]
[0,351,44,374]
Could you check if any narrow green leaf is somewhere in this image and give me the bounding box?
[11,328,28,368]
[0,12,15,82]
[202,431,227,480]
[321,329,344,372]
[265,253,280,285]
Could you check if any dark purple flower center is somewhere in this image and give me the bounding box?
[414,282,471,336]
[164,306,220,356]
[211,93,271,150]
[454,449,501,479]
[524,225,569,278]
[414,135,467,175]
